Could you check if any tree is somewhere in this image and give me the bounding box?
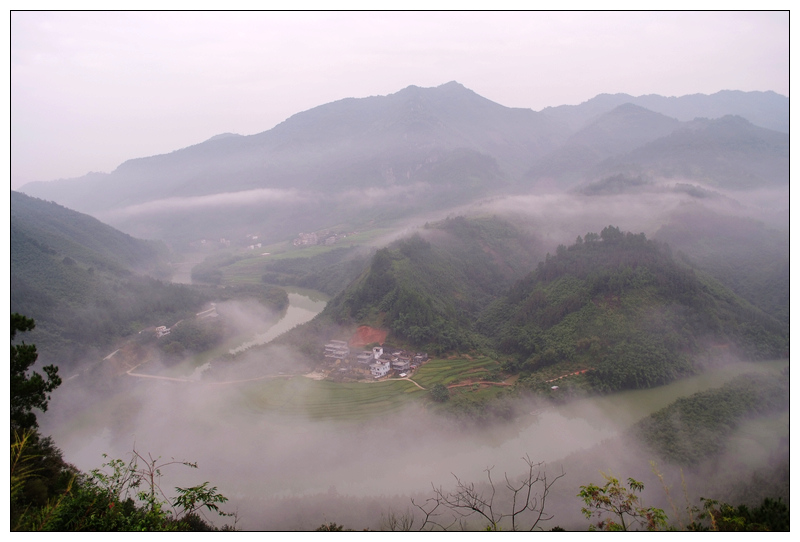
[688,497,790,532]
[578,472,667,531]
[11,314,62,431]
[412,456,565,531]
[430,383,450,402]
[13,447,234,531]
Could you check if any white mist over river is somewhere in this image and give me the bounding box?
[39,290,789,530]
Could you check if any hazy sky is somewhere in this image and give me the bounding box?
[9,11,789,189]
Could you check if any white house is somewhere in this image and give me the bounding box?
[370,360,391,378]
[356,351,374,364]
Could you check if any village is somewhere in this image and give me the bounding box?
[322,339,428,381]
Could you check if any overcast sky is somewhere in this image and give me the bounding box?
[9,11,789,189]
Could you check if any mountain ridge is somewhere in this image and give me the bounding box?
[18,83,787,247]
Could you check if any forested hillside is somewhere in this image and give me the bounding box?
[323,216,545,353]
[635,371,789,467]
[11,192,211,372]
[479,227,788,392]
[11,191,171,277]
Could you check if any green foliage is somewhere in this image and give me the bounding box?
[325,216,543,352]
[10,191,170,278]
[316,522,348,531]
[191,252,243,285]
[689,497,790,531]
[13,447,233,531]
[634,372,789,466]
[260,246,371,296]
[11,314,62,431]
[430,383,450,402]
[14,274,213,372]
[481,227,787,393]
[161,319,225,355]
[578,473,667,531]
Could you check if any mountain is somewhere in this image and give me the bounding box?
[592,115,788,189]
[320,215,547,354]
[10,191,210,372]
[18,84,787,248]
[10,191,170,277]
[311,219,787,392]
[477,226,788,391]
[654,207,790,325]
[18,82,564,211]
[539,90,789,133]
[526,103,681,184]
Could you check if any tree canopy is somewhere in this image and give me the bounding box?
[11,313,62,431]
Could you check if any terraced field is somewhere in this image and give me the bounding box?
[413,356,502,389]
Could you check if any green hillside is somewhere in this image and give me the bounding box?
[10,192,211,371]
[323,215,545,353]
[10,191,170,276]
[479,226,788,392]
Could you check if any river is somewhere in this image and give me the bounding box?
[228,291,328,355]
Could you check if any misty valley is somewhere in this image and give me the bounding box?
[10,83,789,531]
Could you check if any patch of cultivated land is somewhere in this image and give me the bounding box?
[222,256,275,284]
[238,378,424,421]
[219,228,395,284]
[412,356,502,389]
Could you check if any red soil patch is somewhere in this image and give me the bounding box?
[349,326,388,347]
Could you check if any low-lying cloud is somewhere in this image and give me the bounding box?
[105,188,305,218]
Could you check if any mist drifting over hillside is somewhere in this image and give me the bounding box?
[12,11,789,532]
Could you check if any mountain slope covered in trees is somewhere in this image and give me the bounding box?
[479,227,787,392]
[10,192,212,372]
[322,216,546,353]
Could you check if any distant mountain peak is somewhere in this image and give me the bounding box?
[204,133,242,142]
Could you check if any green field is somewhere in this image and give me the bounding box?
[238,376,424,421]
[220,254,276,284]
[218,227,393,285]
[413,356,502,389]
[228,356,505,421]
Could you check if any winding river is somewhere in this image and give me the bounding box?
[228,291,328,355]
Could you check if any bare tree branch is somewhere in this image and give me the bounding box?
[412,456,564,531]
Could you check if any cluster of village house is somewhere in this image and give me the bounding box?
[323,340,428,379]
